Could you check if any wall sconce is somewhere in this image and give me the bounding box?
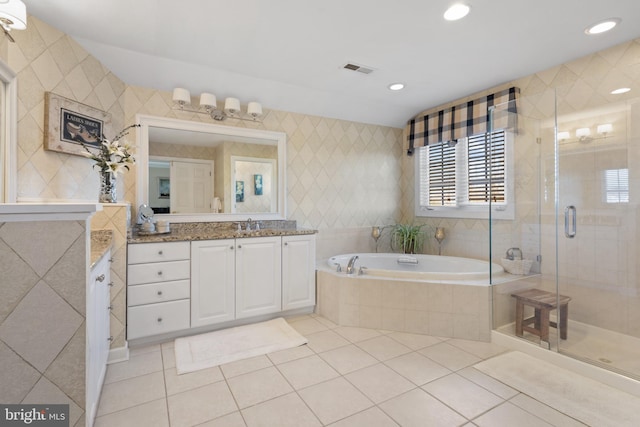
[172,88,263,122]
[0,0,27,43]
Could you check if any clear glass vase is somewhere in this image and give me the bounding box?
[99,170,117,203]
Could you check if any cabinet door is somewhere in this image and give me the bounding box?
[191,239,235,327]
[236,236,282,318]
[282,234,316,310]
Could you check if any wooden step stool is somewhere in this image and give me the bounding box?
[511,289,571,342]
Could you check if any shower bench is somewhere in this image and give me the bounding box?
[511,289,571,343]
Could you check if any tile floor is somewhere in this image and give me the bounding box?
[95,314,591,427]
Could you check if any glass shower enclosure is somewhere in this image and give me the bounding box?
[491,87,640,380]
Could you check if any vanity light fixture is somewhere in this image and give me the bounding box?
[444,3,470,21]
[0,0,27,43]
[585,18,620,35]
[172,88,263,122]
[388,83,405,91]
[611,87,630,95]
[575,127,591,141]
[557,131,570,142]
[597,123,613,136]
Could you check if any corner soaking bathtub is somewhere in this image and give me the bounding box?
[317,253,503,341]
[327,253,504,283]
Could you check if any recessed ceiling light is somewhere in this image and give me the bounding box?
[444,3,470,21]
[585,18,620,35]
[388,83,405,91]
[610,87,631,95]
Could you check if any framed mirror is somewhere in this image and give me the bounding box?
[136,115,286,222]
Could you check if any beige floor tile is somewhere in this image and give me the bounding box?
[447,338,508,360]
[298,377,373,425]
[384,352,451,386]
[305,329,350,353]
[104,350,163,384]
[161,342,176,369]
[288,317,329,335]
[226,366,293,409]
[379,388,467,427]
[277,354,340,390]
[474,401,553,427]
[356,336,412,361]
[314,316,339,329]
[97,371,166,416]
[422,373,504,419]
[419,342,481,371]
[164,365,224,396]
[318,344,379,375]
[334,326,381,343]
[509,394,589,427]
[327,406,399,427]
[267,344,314,365]
[167,382,237,427]
[241,392,322,427]
[220,355,273,378]
[457,367,519,400]
[345,363,415,404]
[195,411,246,427]
[94,398,168,427]
[129,343,161,356]
[386,331,443,350]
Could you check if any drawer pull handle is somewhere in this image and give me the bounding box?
[157,271,163,276]
[96,274,105,282]
[238,245,242,249]
[157,317,163,323]
[158,250,163,255]
[230,246,234,250]
[157,291,163,296]
[284,242,288,246]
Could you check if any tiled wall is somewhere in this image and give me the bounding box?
[0,220,88,426]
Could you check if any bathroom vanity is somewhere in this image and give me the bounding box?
[126,222,316,343]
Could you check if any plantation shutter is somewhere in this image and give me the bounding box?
[467,130,505,203]
[420,141,457,206]
[604,169,629,203]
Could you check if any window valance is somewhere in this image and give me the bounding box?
[406,86,519,155]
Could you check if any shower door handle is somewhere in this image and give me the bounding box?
[564,205,576,238]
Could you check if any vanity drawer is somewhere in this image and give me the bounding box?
[128,241,190,264]
[127,299,190,340]
[128,280,190,306]
[128,260,190,285]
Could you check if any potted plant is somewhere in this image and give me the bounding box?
[392,223,428,254]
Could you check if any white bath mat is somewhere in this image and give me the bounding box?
[474,351,640,426]
[174,318,307,374]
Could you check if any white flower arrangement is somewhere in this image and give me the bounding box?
[82,124,139,174]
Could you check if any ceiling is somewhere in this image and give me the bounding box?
[22,0,640,128]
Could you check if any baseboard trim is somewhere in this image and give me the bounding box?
[107,343,129,364]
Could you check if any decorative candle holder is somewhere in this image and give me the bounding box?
[435,227,445,255]
[371,226,382,252]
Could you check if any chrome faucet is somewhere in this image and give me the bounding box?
[346,255,359,275]
[246,217,252,231]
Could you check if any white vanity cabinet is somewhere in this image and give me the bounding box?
[282,234,316,310]
[86,251,111,425]
[236,236,282,319]
[127,242,191,340]
[191,239,236,327]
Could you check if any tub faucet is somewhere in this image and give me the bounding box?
[346,255,359,275]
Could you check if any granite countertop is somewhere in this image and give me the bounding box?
[128,227,317,244]
[91,229,113,267]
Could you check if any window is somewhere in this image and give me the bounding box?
[415,129,514,219]
[603,168,628,204]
